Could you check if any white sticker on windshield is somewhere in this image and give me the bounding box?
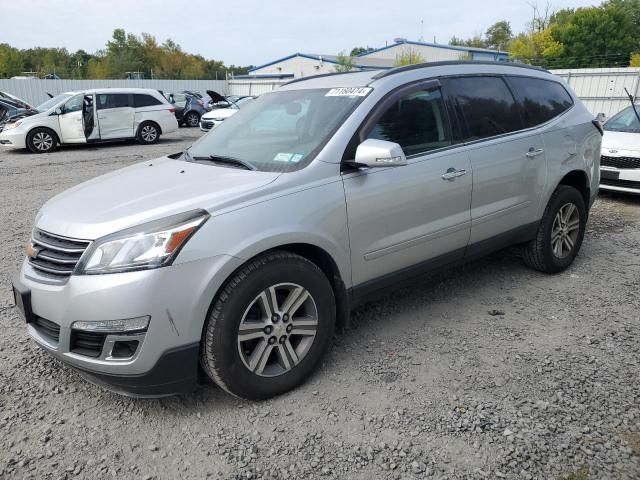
[273,153,293,162]
[325,87,372,97]
[291,153,304,163]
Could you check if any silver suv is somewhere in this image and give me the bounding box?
[11,62,602,399]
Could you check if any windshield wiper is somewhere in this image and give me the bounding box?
[192,154,256,171]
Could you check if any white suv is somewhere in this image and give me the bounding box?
[0,88,178,153]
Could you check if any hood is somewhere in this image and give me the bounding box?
[36,156,280,239]
[207,90,226,103]
[602,130,640,153]
[202,108,238,120]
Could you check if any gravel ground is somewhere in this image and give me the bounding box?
[0,128,639,480]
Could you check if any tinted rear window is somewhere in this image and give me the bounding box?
[443,76,522,141]
[506,77,573,127]
[133,94,162,108]
[97,93,131,110]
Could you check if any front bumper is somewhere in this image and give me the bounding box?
[0,128,27,149]
[12,253,243,396]
[600,166,640,194]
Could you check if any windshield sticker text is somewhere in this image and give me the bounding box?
[325,87,372,97]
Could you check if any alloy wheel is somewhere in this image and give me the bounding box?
[186,113,199,127]
[141,125,157,142]
[237,283,318,377]
[551,202,580,259]
[33,132,53,151]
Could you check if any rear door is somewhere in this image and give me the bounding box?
[96,93,135,139]
[441,76,547,248]
[343,82,472,290]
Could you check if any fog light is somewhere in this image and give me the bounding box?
[71,316,150,333]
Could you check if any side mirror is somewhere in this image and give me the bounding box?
[54,107,63,115]
[352,139,407,168]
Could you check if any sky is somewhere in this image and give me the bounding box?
[1,0,597,66]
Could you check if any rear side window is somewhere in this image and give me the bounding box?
[505,76,573,127]
[96,93,132,110]
[442,76,522,141]
[133,94,162,108]
[367,88,453,156]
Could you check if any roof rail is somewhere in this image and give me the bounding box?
[371,60,549,80]
[282,69,381,87]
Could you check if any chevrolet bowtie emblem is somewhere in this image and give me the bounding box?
[26,242,40,259]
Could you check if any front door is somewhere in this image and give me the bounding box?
[343,85,472,291]
[96,93,135,139]
[58,93,87,143]
[441,76,547,245]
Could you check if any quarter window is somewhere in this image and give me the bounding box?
[133,94,162,108]
[505,76,573,127]
[443,76,522,141]
[367,88,453,156]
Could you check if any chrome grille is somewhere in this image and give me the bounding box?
[601,155,640,169]
[29,229,91,277]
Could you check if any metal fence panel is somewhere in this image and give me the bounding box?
[227,79,288,96]
[551,68,640,117]
[0,79,227,106]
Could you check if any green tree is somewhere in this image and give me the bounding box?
[485,21,513,51]
[335,51,354,72]
[631,52,640,66]
[350,46,374,56]
[0,44,25,78]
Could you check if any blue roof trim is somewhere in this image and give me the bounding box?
[357,40,508,58]
[234,73,295,79]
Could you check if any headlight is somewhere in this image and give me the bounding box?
[4,120,22,130]
[213,118,226,122]
[76,209,209,274]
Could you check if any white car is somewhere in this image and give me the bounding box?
[0,88,178,153]
[600,104,640,194]
[199,96,255,132]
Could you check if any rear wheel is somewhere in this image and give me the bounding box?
[27,128,57,153]
[137,122,160,145]
[523,185,586,273]
[184,111,200,127]
[200,251,336,400]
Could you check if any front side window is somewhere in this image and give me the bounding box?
[367,88,452,156]
[506,76,573,127]
[604,105,640,133]
[186,88,367,172]
[63,94,84,113]
[443,76,522,141]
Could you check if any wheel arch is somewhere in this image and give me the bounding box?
[27,126,60,145]
[136,119,162,135]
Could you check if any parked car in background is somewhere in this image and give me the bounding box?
[600,104,640,194]
[0,98,38,131]
[164,92,209,127]
[206,90,252,110]
[0,88,178,153]
[11,62,601,399]
[199,96,255,131]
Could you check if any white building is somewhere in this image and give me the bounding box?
[244,39,509,80]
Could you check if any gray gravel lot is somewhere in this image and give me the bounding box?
[1,128,639,480]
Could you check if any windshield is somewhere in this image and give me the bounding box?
[186,88,369,172]
[36,94,72,112]
[604,105,640,132]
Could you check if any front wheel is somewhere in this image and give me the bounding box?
[137,122,160,145]
[27,128,57,153]
[200,251,336,400]
[523,185,587,273]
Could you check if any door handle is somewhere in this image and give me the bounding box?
[441,168,467,181]
[526,147,544,158]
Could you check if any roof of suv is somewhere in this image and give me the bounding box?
[279,61,553,90]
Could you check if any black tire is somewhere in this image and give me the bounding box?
[137,121,160,145]
[523,185,587,273]
[200,251,336,400]
[26,128,57,153]
[184,111,200,128]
